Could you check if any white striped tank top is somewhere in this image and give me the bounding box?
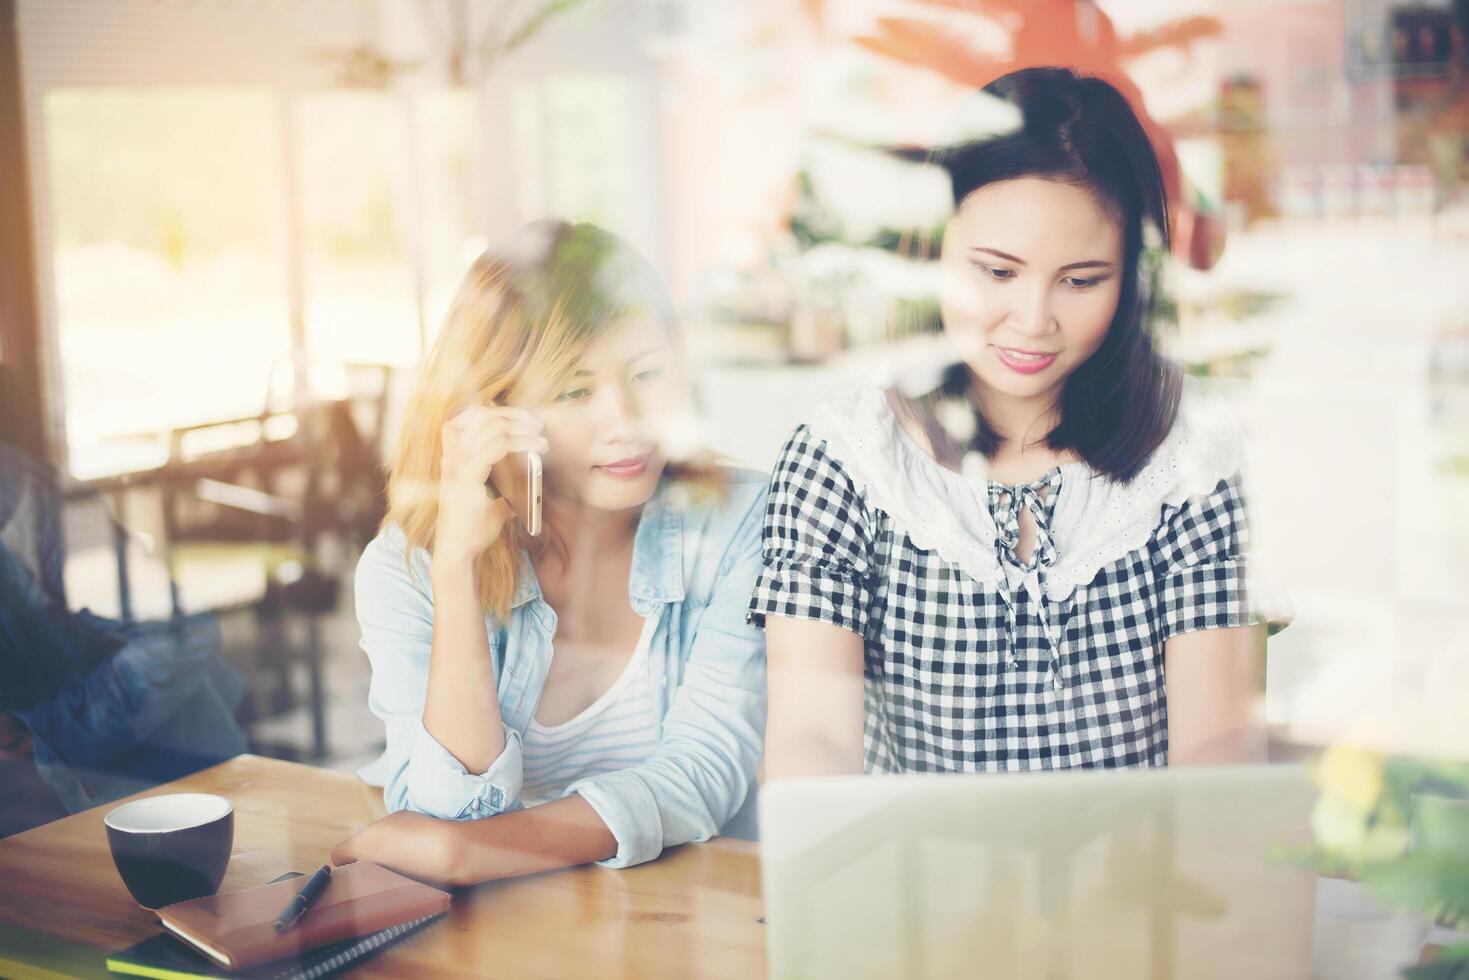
[521,615,660,806]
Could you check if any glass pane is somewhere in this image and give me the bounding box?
[514,73,637,236]
[43,87,287,479]
[297,91,419,368]
[417,88,484,346]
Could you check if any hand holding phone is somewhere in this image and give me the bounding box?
[437,407,547,561]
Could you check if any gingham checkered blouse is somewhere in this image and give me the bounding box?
[747,380,1254,773]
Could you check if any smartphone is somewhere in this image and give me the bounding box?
[485,451,542,536]
[524,451,542,537]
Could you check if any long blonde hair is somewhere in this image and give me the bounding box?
[385,220,721,622]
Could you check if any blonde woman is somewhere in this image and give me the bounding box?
[332,221,766,885]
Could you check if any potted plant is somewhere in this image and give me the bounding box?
[1309,744,1469,978]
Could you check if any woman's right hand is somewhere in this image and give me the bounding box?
[435,405,548,565]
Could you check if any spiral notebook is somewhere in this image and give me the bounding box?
[105,871,447,980]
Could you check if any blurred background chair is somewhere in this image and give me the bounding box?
[152,365,392,761]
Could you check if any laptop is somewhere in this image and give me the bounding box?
[759,764,1319,980]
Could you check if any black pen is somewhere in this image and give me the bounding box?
[274,865,332,933]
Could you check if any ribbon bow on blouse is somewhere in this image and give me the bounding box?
[984,467,1066,688]
[987,469,1062,572]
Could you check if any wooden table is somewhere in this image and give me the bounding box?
[0,755,767,979]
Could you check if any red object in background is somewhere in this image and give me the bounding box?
[805,0,1227,270]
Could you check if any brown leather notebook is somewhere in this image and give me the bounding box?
[155,862,451,971]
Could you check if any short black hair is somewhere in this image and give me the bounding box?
[895,66,1181,483]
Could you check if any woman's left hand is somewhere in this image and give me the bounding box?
[331,811,464,886]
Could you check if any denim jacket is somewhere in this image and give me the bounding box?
[355,468,768,868]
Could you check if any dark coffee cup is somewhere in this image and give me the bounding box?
[105,793,234,909]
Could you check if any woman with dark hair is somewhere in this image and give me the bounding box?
[751,67,1262,777]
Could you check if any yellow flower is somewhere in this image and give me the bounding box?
[1313,744,1385,816]
[1311,794,1369,853]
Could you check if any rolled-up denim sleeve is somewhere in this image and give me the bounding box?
[355,528,522,820]
[565,491,768,868]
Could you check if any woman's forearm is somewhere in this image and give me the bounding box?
[453,794,617,885]
[423,555,506,774]
[765,718,864,781]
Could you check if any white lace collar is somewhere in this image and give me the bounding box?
[805,377,1243,603]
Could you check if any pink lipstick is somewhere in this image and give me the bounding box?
[993,346,1058,375]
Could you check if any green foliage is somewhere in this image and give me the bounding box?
[790,169,946,255]
[1403,938,1469,980]
[1363,855,1469,930]
[868,224,948,256]
[1309,750,1469,975]
[1139,241,1178,333]
[503,0,592,54]
[1208,287,1289,321]
[889,295,941,339]
[789,170,846,251]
